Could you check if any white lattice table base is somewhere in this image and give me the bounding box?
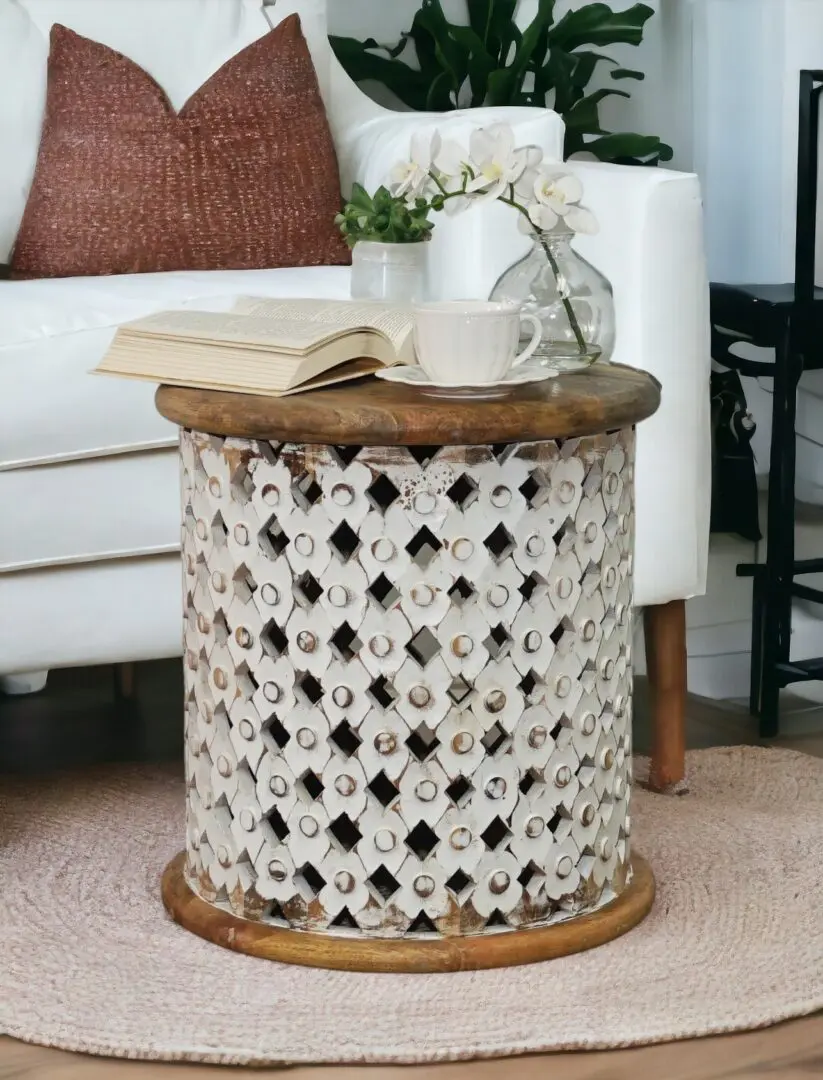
[172,428,641,953]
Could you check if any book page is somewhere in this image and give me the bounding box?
[233,297,414,357]
[120,310,348,354]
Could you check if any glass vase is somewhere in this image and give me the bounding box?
[350,240,427,304]
[490,226,615,372]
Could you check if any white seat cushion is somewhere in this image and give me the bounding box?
[0,266,351,470]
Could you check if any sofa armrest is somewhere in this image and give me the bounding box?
[336,106,565,301]
[569,162,711,607]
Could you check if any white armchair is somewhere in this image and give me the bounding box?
[0,0,710,786]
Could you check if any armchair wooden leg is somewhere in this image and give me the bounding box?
[643,600,687,792]
[113,662,137,702]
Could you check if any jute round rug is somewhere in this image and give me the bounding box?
[1,746,821,1066]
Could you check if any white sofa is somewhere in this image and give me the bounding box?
[0,0,711,779]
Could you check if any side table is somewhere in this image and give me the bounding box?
[156,365,660,972]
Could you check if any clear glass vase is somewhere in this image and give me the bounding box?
[490,226,615,372]
[350,240,427,304]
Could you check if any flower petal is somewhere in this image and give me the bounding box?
[435,138,468,179]
[564,205,599,234]
[410,130,431,169]
[444,194,471,216]
[487,121,515,160]
[528,203,559,231]
[518,211,536,235]
[525,146,544,169]
[469,126,498,168]
[552,173,584,205]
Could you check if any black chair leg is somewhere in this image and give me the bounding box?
[753,327,802,737]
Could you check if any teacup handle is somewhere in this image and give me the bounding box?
[512,314,543,367]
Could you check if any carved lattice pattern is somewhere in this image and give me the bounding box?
[181,430,635,937]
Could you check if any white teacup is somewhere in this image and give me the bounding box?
[412,300,542,385]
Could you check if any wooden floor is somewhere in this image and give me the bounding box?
[1,660,822,1079]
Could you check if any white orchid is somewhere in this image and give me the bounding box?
[464,123,534,200]
[389,130,439,202]
[526,171,599,235]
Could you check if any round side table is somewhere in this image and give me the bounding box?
[156,365,660,973]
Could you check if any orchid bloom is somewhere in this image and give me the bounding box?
[389,130,439,202]
[527,171,599,235]
[465,123,531,201]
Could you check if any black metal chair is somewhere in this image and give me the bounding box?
[710,70,823,737]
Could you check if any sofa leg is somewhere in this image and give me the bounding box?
[114,662,137,702]
[0,670,49,696]
[643,600,687,792]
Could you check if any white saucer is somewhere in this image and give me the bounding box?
[376,362,557,398]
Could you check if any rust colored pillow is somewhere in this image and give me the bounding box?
[11,17,349,278]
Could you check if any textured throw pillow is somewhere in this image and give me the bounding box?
[11,17,349,278]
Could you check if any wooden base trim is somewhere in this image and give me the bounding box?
[161,852,655,974]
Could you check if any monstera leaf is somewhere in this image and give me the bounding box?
[330,0,672,165]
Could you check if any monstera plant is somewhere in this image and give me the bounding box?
[330,0,672,165]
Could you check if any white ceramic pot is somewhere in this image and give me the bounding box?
[350,240,427,303]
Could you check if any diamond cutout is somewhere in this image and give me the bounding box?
[520,469,550,509]
[367,769,400,808]
[366,474,401,512]
[329,719,362,758]
[260,517,289,559]
[481,721,508,756]
[367,572,401,611]
[266,715,291,749]
[445,775,474,807]
[518,670,542,701]
[481,815,511,850]
[330,622,362,663]
[294,570,323,608]
[329,520,361,563]
[296,671,324,706]
[295,862,325,897]
[330,445,362,468]
[233,565,257,604]
[405,626,442,668]
[406,526,443,569]
[261,619,289,658]
[405,820,439,858]
[483,623,513,660]
[297,770,324,802]
[406,722,440,761]
[292,471,322,510]
[486,909,510,928]
[448,576,477,607]
[446,868,473,898]
[266,806,290,841]
[407,911,438,934]
[367,675,398,710]
[330,908,359,929]
[447,675,473,706]
[328,812,362,852]
[519,767,540,794]
[407,446,440,467]
[484,522,515,562]
[446,473,479,509]
[368,864,401,902]
[519,571,548,604]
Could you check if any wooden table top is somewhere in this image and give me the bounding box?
[155,363,660,446]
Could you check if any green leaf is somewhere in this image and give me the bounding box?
[583,132,674,163]
[549,2,654,51]
[610,67,645,80]
[564,87,632,137]
[348,184,374,212]
[487,0,555,105]
[329,35,430,110]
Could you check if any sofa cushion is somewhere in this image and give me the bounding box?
[0,0,276,263]
[0,265,351,469]
[12,17,349,278]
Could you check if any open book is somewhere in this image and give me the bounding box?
[94,298,416,397]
